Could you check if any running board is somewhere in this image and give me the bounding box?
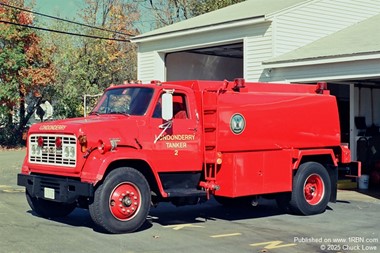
[166,188,207,197]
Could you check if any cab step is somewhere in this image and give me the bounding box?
[166,188,207,197]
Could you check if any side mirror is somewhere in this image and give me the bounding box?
[161,92,173,121]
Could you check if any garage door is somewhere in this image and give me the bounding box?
[166,43,243,81]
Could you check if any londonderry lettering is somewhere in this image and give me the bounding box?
[156,134,196,141]
[155,134,196,149]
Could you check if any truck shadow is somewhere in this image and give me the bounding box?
[26,197,285,233]
[27,209,94,232]
[27,196,341,233]
[357,187,380,200]
[148,197,286,227]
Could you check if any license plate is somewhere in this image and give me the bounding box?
[44,187,55,200]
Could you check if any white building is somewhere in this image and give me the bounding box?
[131,0,380,160]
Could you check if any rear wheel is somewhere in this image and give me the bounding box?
[89,167,151,233]
[289,162,331,215]
[26,191,76,218]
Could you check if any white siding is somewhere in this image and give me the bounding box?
[137,51,165,83]
[136,0,380,83]
[272,0,380,56]
[269,58,380,83]
[245,23,273,81]
[137,24,255,54]
[137,51,156,83]
[136,24,262,82]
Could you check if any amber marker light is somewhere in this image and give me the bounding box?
[78,135,88,153]
[216,152,223,165]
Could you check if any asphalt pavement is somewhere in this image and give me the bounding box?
[1,149,379,253]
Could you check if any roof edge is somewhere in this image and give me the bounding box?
[131,16,266,43]
[263,52,380,68]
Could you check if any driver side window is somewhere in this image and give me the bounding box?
[153,93,188,119]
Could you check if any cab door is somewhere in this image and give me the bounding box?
[147,88,202,172]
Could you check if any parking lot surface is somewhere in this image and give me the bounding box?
[1,150,379,253]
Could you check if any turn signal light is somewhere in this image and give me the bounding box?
[78,135,87,153]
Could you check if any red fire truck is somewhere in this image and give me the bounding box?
[17,79,360,233]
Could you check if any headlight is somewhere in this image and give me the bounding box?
[63,146,70,159]
[31,144,42,156]
[69,147,75,158]
[31,145,36,155]
[63,145,76,159]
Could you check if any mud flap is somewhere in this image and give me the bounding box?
[328,166,338,203]
[343,161,362,178]
[335,161,361,202]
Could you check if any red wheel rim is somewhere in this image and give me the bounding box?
[303,174,325,205]
[109,182,141,221]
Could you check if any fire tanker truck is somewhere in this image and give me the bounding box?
[17,79,360,233]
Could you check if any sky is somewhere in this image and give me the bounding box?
[27,0,152,33]
[31,0,83,20]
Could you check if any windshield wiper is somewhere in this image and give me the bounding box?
[89,111,100,116]
[107,111,130,117]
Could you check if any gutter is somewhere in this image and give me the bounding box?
[263,52,380,68]
[131,16,266,43]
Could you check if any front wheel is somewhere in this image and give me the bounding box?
[89,167,151,233]
[289,162,331,215]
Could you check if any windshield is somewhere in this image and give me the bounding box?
[91,87,154,116]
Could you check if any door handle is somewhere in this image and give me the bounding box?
[188,127,197,132]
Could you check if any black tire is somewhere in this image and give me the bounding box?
[89,167,151,234]
[289,162,331,215]
[26,191,76,218]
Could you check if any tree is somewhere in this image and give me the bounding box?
[43,0,139,119]
[0,0,55,146]
[190,0,245,17]
[144,0,191,28]
[141,0,245,29]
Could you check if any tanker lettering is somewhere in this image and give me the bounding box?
[155,134,194,149]
[166,142,187,148]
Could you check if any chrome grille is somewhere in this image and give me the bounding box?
[29,134,77,167]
